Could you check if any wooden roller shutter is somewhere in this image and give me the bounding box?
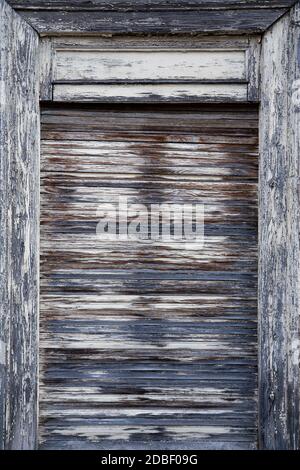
[40,104,258,450]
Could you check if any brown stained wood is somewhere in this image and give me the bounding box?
[259,1,300,450]
[0,0,39,450]
[40,104,258,450]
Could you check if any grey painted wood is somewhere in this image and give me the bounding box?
[40,104,258,450]
[7,1,299,11]
[39,37,54,101]
[259,1,300,450]
[11,8,291,35]
[246,37,261,102]
[6,1,297,36]
[0,0,39,450]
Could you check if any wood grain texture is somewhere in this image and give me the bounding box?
[54,50,246,82]
[40,104,258,450]
[259,1,300,450]
[50,35,252,49]
[8,0,298,11]
[41,36,260,103]
[12,8,290,35]
[8,0,295,10]
[246,37,261,102]
[39,37,54,101]
[53,83,248,103]
[0,0,39,450]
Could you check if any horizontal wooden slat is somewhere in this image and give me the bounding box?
[54,50,246,82]
[53,83,248,103]
[40,295,257,321]
[51,35,252,50]
[40,104,258,450]
[41,105,259,125]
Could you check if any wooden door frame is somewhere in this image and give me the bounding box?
[0,0,299,450]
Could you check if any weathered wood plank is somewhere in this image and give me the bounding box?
[7,1,299,11]
[0,0,39,450]
[259,1,300,450]
[51,35,252,50]
[39,37,54,101]
[53,83,248,103]
[246,37,261,102]
[40,104,258,450]
[54,50,246,82]
[15,8,289,35]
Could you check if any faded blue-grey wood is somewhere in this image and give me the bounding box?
[259,0,300,450]
[7,1,300,10]
[0,0,39,450]
[6,0,298,34]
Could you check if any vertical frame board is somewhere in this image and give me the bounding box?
[39,37,54,101]
[0,0,39,450]
[259,1,300,450]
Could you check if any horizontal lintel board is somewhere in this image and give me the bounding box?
[8,8,293,35]
[8,1,299,11]
[53,83,248,103]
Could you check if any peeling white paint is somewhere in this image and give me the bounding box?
[0,340,6,366]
